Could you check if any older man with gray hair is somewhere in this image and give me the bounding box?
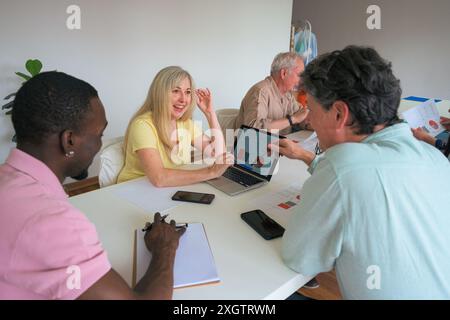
[234,52,310,135]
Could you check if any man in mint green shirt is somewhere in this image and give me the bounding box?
[273,46,450,299]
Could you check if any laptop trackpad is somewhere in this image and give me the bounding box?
[210,176,236,187]
[209,177,247,191]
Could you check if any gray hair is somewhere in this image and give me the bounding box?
[270,52,303,75]
[301,46,402,135]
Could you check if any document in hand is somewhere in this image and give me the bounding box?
[402,99,445,137]
[298,131,318,153]
[135,223,220,288]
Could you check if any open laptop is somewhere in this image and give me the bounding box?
[206,125,285,196]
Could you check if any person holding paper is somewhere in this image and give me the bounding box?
[412,116,450,158]
[117,66,233,187]
[0,72,185,300]
[270,46,450,299]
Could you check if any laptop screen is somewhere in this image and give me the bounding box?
[233,126,285,180]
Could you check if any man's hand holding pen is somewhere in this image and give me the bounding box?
[142,214,188,232]
[144,212,187,255]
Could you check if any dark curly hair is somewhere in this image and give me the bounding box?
[301,45,402,135]
[12,71,98,144]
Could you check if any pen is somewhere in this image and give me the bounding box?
[142,213,169,232]
[142,222,188,232]
[142,215,188,232]
[314,142,322,155]
[176,223,189,229]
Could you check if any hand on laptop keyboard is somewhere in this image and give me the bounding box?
[209,152,234,179]
[223,167,262,187]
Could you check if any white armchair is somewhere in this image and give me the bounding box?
[98,137,124,188]
[216,108,239,137]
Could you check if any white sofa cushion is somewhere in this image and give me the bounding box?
[99,140,124,188]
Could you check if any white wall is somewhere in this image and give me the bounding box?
[0,0,293,180]
[293,0,450,100]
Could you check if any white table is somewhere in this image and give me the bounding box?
[69,130,313,300]
[69,99,449,300]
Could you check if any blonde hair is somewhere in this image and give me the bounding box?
[124,66,196,157]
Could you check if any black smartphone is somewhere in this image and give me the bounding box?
[241,209,285,240]
[171,191,215,204]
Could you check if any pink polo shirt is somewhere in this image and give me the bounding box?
[0,149,111,299]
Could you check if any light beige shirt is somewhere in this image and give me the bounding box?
[234,76,299,134]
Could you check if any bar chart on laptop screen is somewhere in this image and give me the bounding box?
[235,128,281,176]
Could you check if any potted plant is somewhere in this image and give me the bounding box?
[2,59,43,142]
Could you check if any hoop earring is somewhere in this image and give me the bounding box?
[65,151,75,158]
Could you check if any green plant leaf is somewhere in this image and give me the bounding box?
[16,72,31,81]
[25,59,43,76]
[4,92,16,100]
[2,101,14,110]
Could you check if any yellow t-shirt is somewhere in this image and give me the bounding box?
[117,112,203,183]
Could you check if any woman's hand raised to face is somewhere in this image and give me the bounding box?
[196,88,215,116]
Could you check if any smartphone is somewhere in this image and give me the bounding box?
[241,209,285,240]
[171,191,215,204]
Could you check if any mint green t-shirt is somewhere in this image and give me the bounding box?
[282,123,450,299]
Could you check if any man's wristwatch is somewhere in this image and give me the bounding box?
[287,114,294,127]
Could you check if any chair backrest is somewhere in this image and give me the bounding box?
[216,108,239,137]
[99,137,124,188]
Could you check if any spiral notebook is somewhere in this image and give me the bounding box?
[134,223,220,288]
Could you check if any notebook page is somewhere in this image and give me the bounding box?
[135,223,220,288]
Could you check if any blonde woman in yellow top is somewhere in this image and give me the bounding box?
[117,66,233,187]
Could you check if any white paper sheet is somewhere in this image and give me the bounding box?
[298,131,319,153]
[112,178,181,213]
[135,223,220,288]
[402,99,445,137]
[251,181,304,227]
